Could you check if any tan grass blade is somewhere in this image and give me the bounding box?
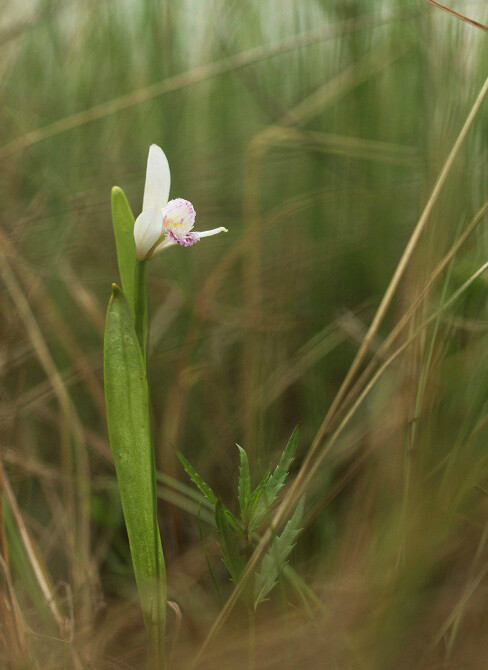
[0,458,27,662]
[424,0,488,32]
[0,253,93,626]
[1,467,64,630]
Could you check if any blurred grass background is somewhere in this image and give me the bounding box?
[1,0,488,667]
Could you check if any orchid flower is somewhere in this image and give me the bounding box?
[134,144,227,261]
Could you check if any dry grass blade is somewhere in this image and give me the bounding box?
[428,561,488,655]
[292,259,488,511]
[193,72,488,666]
[339,201,488,416]
[0,253,92,626]
[0,553,26,664]
[424,0,488,32]
[0,231,105,420]
[1,467,64,631]
[307,73,488,464]
[0,456,26,662]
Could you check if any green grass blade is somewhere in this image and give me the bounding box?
[254,497,305,609]
[111,187,137,318]
[236,445,252,522]
[104,284,166,653]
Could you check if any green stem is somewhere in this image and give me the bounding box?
[133,260,166,668]
[134,260,148,360]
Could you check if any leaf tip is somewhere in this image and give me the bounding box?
[111,185,123,198]
[111,283,122,299]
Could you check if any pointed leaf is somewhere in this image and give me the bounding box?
[215,500,245,585]
[111,187,137,317]
[104,284,166,634]
[250,426,299,530]
[176,451,217,506]
[236,445,252,521]
[254,497,305,608]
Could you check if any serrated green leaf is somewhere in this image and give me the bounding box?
[176,451,218,506]
[254,497,304,609]
[111,187,136,318]
[236,445,252,521]
[215,500,245,585]
[104,284,166,639]
[177,452,241,533]
[249,426,299,531]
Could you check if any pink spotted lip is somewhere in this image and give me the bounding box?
[160,198,199,247]
[167,229,200,247]
[161,198,196,234]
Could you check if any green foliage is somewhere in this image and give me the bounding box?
[180,426,304,607]
[176,450,218,506]
[254,497,305,609]
[7,3,488,664]
[103,284,166,642]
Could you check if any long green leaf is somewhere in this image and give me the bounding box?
[249,426,299,530]
[215,500,245,585]
[104,284,166,645]
[111,187,137,317]
[254,497,305,609]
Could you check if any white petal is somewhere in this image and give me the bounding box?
[143,144,171,212]
[197,227,228,238]
[134,209,163,261]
